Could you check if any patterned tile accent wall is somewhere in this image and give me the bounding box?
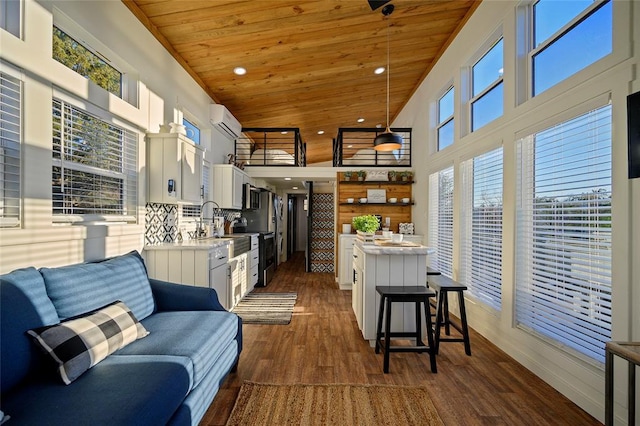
[310,193,335,273]
[145,203,240,245]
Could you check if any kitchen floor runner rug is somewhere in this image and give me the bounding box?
[231,293,297,325]
[225,382,444,426]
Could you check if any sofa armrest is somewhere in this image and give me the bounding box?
[149,279,226,312]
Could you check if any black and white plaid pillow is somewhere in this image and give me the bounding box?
[27,300,149,384]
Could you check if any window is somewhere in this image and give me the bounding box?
[183,118,201,145]
[460,148,503,311]
[437,87,454,150]
[471,39,503,131]
[515,104,611,363]
[52,99,137,220]
[0,69,21,227]
[532,0,612,96]
[0,0,20,38]
[52,26,122,97]
[428,166,454,278]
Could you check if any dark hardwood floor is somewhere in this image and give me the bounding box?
[202,252,600,425]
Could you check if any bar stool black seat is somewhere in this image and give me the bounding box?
[375,286,437,374]
[427,274,471,356]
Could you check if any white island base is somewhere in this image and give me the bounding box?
[352,240,434,345]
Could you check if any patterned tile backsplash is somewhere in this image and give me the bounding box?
[145,203,240,245]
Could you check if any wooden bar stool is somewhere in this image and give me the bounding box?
[427,274,472,356]
[374,286,437,374]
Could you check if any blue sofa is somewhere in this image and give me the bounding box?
[0,251,242,425]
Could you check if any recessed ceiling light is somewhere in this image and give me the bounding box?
[317,130,325,135]
[376,124,383,128]
[233,67,247,75]
[374,67,385,75]
[284,177,291,181]
[357,117,365,123]
[347,144,353,148]
[292,186,298,190]
[281,131,288,134]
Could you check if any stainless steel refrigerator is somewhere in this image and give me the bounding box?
[244,189,283,264]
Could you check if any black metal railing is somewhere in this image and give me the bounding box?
[235,128,306,167]
[332,128,412,167]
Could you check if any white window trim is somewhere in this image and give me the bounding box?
[515,102,612,365]
[0,61,22,228]
[51,94,138,224]
[436,84,454,151]
[52,8,139,107]
[461,25,503,137]
[469,38,504,132]
[460,146,503,313]
[0,0,22,39]
[527,0,611,99]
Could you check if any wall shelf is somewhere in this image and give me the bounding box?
[340,180,414,185]
[339,202,414,206]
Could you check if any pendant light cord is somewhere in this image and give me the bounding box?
[385,16,390,130]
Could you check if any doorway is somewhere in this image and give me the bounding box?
[287,194,308,262]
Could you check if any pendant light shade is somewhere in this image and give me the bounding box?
[374,5,402,152]
[374,127,402,150]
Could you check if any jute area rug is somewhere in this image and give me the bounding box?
[225,382,444,425]
[231,293,297,325]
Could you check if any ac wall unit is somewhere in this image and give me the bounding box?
[210,104,242,140]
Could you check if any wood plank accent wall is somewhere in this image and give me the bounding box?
[336,172,413,234]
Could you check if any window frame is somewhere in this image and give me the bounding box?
[0,0,21,38]
[428,166,455,278]
[468,36,504,133]
[0,62,22,228]
[52,9,139,107]
[524,0,613,100]
[436,85,455,151]
[460,146,503,313]
[51,95,138,223]
[514,102,612,365]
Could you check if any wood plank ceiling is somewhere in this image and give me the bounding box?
[123,0,480,164]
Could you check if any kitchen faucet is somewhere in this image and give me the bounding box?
[197,200,221,238]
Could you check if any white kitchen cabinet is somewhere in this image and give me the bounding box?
[212,164,247,210]
[147,132,204,204]
[338,234,356,289]
[142,241,231,309]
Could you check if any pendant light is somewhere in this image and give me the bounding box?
[373,4,402,151]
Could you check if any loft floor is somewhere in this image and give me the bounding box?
[202,252,599,425]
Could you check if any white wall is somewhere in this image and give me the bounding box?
[394,0,639,421]
[0,0,234,272]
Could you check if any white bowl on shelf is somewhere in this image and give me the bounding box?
[347,198,354,203]
[388,198,397,203]
[360,198,367,203]
[391,233,403,243]
[402,198,410,203]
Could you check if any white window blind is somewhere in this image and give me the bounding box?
[52,99,137,220]
[0,70,21,227]
[515,104,612,363]
[461,147,503,311]
[428,166,454,277]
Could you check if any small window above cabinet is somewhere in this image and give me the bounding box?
[146,132,204,204]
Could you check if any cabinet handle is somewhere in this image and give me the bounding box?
[353,254,358,259]
[218,255,227,260]
[253,273,258,277]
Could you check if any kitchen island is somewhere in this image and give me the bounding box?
[352,239,434,344]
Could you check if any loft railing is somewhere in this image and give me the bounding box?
[332,128,412,167]
[235,128,306,167]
